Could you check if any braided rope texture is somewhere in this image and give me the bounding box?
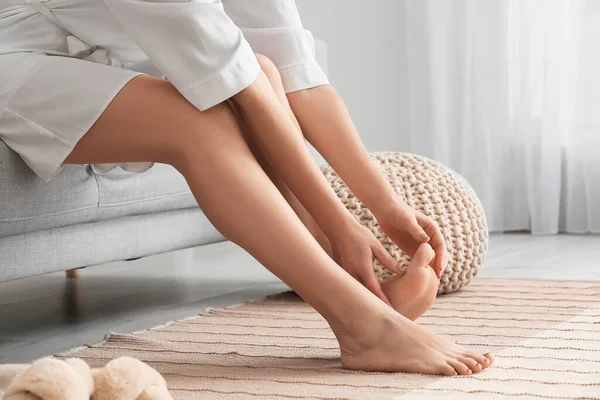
[321,152,489,294]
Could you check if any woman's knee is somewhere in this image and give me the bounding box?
[67,74,247,170]
[168,101,245,168]
[255,53,282,84]
[254,53,298,125]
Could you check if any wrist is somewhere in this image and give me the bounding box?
[368,193,404,221]
[319,211,361,240]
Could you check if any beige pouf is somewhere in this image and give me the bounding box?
[322,152,488,294]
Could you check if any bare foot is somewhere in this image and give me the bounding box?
[333,311,495,375]
[381,243,439,321]
[331,244,494,376]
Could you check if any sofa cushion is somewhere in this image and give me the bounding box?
[0,141,198,238]
[0,142,98,237]
[0,208,223,282]
[94,163,197,220]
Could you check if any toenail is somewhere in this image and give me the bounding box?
[476,363,482,368]
[467,369,472,374]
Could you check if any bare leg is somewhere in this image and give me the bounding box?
[65,75,493,375]
[243,55,438,323]
[230,54,331,256]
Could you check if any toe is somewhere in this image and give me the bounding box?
[439,363,458,376]
[410,243,435,270]
[457,356,482,373]
[448,359,472,375]
[464,352,491,369]
[484,352,495,366]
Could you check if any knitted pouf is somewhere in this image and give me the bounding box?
[322,152,488,294]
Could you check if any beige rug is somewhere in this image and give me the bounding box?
[57,278,600,400]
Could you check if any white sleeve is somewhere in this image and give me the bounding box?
[103,0,261,111]
[223,0,329,93]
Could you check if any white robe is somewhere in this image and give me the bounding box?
[0,0,329,180]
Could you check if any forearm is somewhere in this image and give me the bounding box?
[287,85,400,216]
[232,72,356,236]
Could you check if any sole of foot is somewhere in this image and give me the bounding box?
[381,243,439,321]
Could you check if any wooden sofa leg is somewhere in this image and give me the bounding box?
[66,269,80,279]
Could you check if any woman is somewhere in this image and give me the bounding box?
[0,0,493,375]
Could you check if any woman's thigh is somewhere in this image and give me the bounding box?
[65,74,245,168]
[0,49,247,180]
[65,70,319,253]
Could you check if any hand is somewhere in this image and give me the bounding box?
[376,200,448,279]
[329,221,400,307]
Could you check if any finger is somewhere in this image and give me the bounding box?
[372,243,401,274]
[403,214,430,243]
[347,270,360,281]
[361,273,393,307]
[416,214,448,277]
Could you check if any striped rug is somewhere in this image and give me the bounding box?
[57,278,600,399]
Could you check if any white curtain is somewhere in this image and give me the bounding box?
[404,0,600,233]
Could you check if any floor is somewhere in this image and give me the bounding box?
[0,233,598,364]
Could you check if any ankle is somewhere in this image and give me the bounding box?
[329,308,399,356]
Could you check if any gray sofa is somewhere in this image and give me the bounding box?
[0,140,224,282]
